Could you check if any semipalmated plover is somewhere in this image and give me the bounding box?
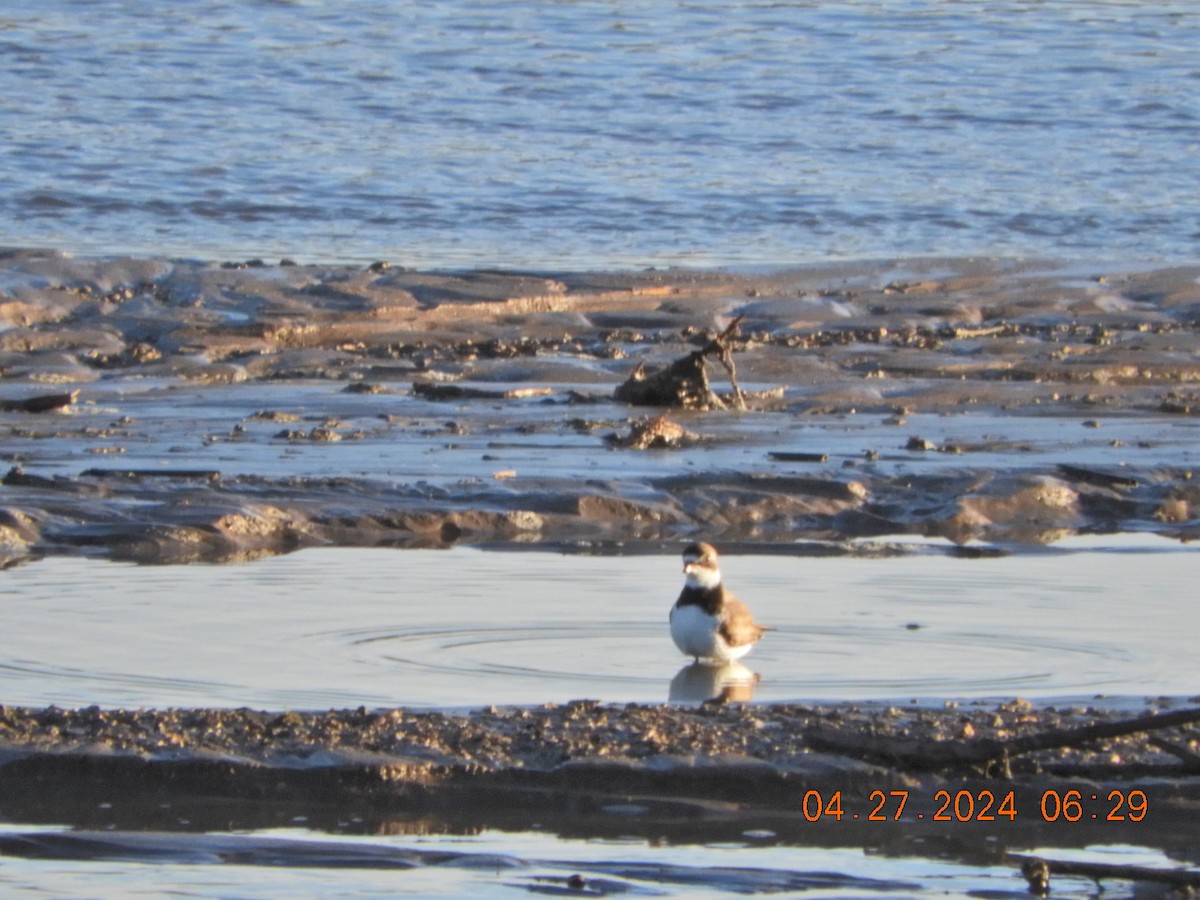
[669,542,767,662]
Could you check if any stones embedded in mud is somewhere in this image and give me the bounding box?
[342,382,393,394]
[1155,497,1191,523]
[83,341,163,369]
[1160,391,1200,415]
[2,700,1198,786]
[249,410,302,423]
[605,415,699,450]
[899,436,968,455]
[274,427,343,442]
[472,337,541,360]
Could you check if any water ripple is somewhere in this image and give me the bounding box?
[1,2,1197,266]
[0,541,1192,709]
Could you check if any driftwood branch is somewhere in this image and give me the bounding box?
[615,317,746,410]
[0,391,78,413]
[1148,735,1200,771]
[412,383,554,401]
[803,706,1200,774]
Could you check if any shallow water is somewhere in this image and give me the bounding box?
[3,2,1198,267]
[14,378,1200,487]
[0,825,1189,900]
[3,539,1197,897]
[1,536,1194,709]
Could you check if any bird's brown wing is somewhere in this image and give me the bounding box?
[718,594,766,648]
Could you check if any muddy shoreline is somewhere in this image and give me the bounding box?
[1,250,1199,565]
[1,699,1199,870]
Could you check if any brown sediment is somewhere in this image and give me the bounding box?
[6,698,1198,778]
[604,414,700,449]
[0,252,1199,563]
[1,699,1198,857]
[1,462,1194,564]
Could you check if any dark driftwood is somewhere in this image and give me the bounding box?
[803,706,1200,774]
[768,451,829,463]
[1057,463,1139,490]
[412,383,554,401]
[615,317,746,410]
[1148,735,1200,771]
[0,391,78,413]
[80,469,221,482]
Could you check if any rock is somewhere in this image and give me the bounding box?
[606,415,699,450]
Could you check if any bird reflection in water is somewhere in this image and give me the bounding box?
[668,660,759,703]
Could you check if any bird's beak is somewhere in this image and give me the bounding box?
[682,561,695,574]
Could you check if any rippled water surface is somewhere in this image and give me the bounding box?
[2,2,1198,266]
[1,536,1194,709]
[2,825,1187,900]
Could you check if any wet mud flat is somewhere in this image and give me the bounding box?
[2,698,1200,892]
[0,250,1199,563]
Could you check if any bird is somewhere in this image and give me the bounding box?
[669,541,768,662]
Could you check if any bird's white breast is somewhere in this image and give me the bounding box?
[670,604,720,658]
[670,604,752,661]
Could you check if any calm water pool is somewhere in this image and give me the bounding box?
[1,535,1194,710]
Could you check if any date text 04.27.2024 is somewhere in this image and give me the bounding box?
[798,789,1148,823]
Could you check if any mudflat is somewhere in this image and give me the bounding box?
[1,699,1199,852]
[1,250,1198,564]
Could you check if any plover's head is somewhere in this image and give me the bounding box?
[682,541,722,590]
